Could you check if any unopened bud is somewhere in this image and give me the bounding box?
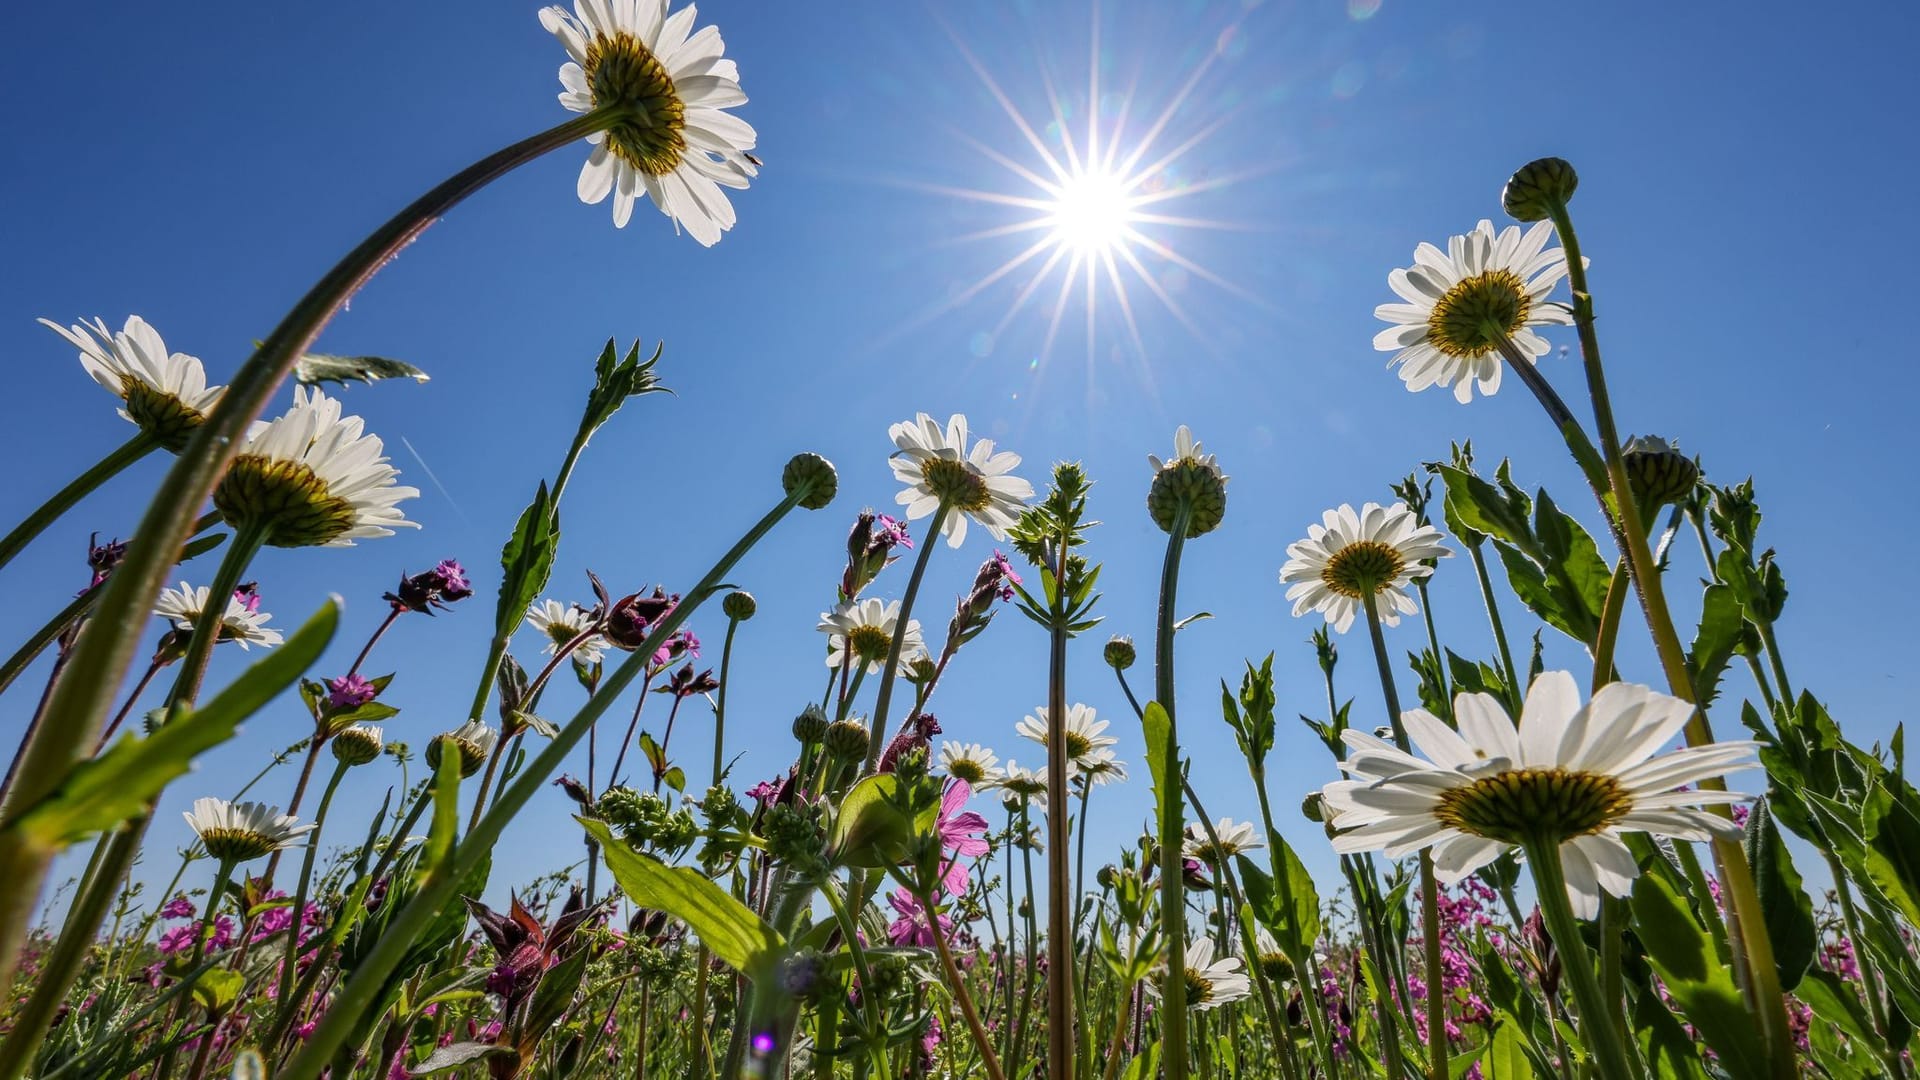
[331,724,384,767]
[792,704,830,744]
[722,591,757,621]
[1104,635,1136,671]
[1622,435,1699,511]
[1501,157,1578,222]
[782,453,838,510]
[822,719,871,761]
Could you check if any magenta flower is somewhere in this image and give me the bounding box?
[326,673,378,711]
[887,889,952,948]
[159,895,196,920]
[936,780,991,894]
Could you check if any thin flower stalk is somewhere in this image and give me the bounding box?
[863,504,949,770]
[1152,502,1192,1080]
[918,884,1009,1080]
[0,433,157,574]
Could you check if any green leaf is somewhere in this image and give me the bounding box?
[1629,874,1768,1078]
[1237,843,1319,966]
[1143,701,1173,812]
[293,352,429,387]
[406,1041,513,1076]
[1795,968,1876,1045]
[423,745,462,880]
[523,940,592,1040]
[494,482,561,647]
[191,968,246,1014]
[1743,797,1816,990]
[1479,1015,1534,1080]
[1687,583,1745,707]
[8,600,339,847]
[828,774,930,869]
[583,818,782,978]
[1630,983,1712,1080]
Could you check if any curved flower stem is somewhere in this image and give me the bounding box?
[0,588,95,700]
[863,504,949,771]
[275,758,348,1010]
[1522,839,1638,1080]
[281,485,812,1080]
[1540,199,1796,1077]
[1465,540,1522,699]
[0,433,157,575]
[0,109,615,995]
[1153,504,1192,1080]
[713,615,742,787]
[1359,592,1446,1080]
[345,607,403,679]
[1590,562,1630,692]
[918,885,1008,1080]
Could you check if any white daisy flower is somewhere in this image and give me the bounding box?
[1148,937,1252,1011]
[1074,750,1129,788]
[1014,703,1117,768]
[888,413,1033,549]
[428,719,499,779]
[818,598,923,676]
[1374,219,1574,403]
[1182,818,1264,864]
[153,582,284,650]
[937,741,1005,787]
[183,797,314,863]
[40,315,225,452]
[527,598,607,665]
[1278,502,1450,634]
[1321,671,1756,918]
[998,759,1048,811]
[541,0,757,245]
[213,387,419,548]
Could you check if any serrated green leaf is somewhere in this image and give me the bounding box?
[1688,583,1745,707]
[1743,797,1816,990]
[583,818,782,978]
[8,600,339,847]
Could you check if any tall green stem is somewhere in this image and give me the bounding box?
[0,433,157,574]
[713,615,742,787]
[274,759,348,1010]
[1465,540,1522,700]
[0,111,617,994]
[279,484,815,1080]
[1153,505,1192,1080]
[1043,533,1075,1080]
[1522,840,1638,1080]
[1361,593,1446,1080]
[863,505,949,771]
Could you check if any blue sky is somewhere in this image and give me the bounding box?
[4,1,1918,913]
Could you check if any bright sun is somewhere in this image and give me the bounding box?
[1047,168,1135,255]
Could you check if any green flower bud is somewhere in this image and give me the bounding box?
[792,703,830,744]
[722,590,757,621]
[822,719,871,761]
[1622,435,1699,511]
[331,724,384,767]
[425,720,495,779]
[1103,635,1137,671]
[1501,157,1578,223]
[1149,459,1227,537]
[782,453,838,510]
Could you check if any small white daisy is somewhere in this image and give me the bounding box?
[1374,219,1574,403]
[1322,671,1756,918]
[183,797,313,863]
[937,741,1005,787]
[40,315,225,451]
[526,599,607,665]
[998,759,1049,811]
[1278,502,1450,634]
[818,598,924,676]
[1182,818,1264,865]
[153,582,284,650]
[214,387,419,548]
[1148,937,1252,1011]
[888,413,1033,549]
[1074,750,1129,788]
[1014,703,1117,768]
[541,0,757,245]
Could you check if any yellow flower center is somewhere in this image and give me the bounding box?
[214,456,359,549]
[1426,269,1531,359]
[587,32,687,176]
[844,624,893,662]
[947,759,987,784]
[919,457,992,513]
[1434,767,1632,846]
[199,828,275,863]
[1182,967,1216,1005]
[122,381,206,452]
[1063,731,1093,759]
[1320,540,1406,599]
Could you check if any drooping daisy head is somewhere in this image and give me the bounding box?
[153,581,284,650]
[41,316,225,451]
[998,759,1048,811]
[331,724,386,767]
[183,797,314,863]
[213,387,419,548]
[889,413,1033,549]
[1279,502,1450,634]
[1014,703,1117,768]
[1146,425,1228,538]
[1148,937,1252,1011]
[541,0,757,245]
[818,598,923,676]
[527,598,607,665]
[1182,818,1264,866]
[937,741,1005,787]
[1250,926,1295,984]
[1374,219,1574,403]
[1321,671,1757,918]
